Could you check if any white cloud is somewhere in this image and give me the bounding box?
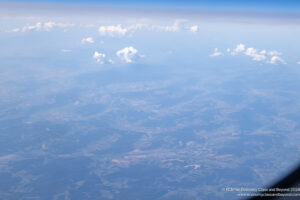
[164,21,180,32]
[45,22,75,31]
[95,21,190,36]
[268,50,282,56]
[231,44,246,55]
[189,25,198,33]
[116,46,139,63]
[244,48,266,61]
[219,44,286,65]
[246,48,259,55]
[210,48,223,57]
[108,59,114,64]
[260,50,267,55]
[113,20,189,33]
[6,28,20,33]
[297,61,300,64]
[93,51,107,64]
[44,21,56,31]
[22,22,42,32]
[93,51,113,64]
[81,37,94,44]
[97,23,148,37]
[127,23,148,31]
[8,21,74,32]
[93,52,104,63]
[61,49,71,53]
[162,19,187,32]
[98,24,127,37]
[267,56,286,65]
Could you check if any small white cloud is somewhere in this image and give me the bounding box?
[61,49,71,53]
[297,61,300,65]
[267,56,286,65]
[52,22,75,29]
[22,22,42,32]
[268,50,282,56]
[224,44,287,64]
[127,23,148,31]
[210,48,223,57]
[98,24,127,37]
[231,44,246,55]
[260,50,267,55]
[116,46,139,63]
[163,19,187,32]
[6,28,20,33]
[164,22,180,32]
[244,48,266,61]
[8,21,74,33]
[93,51,107,64]
[189,25,198,33]
[48,22,75,31]
[108,59,114,64]
[81,37,94,44]
[44,21,56,31]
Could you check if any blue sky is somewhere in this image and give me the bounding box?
[1,0,300,12]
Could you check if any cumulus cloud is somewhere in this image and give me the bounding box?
[95,21,191,37]
[7,21,74,32]
[268,51,282,56]
[44,22,74,31]
[242,47,285,64]
[99,20,190,34]
[93,51,113,64]
[21,22,42,32]
[210,48,223,57]
[164,21,180,32]
[189,25,199,33]
[93,52,106,64]
[43,21,56,31]
[230,44,246,55]
[244,48,266,61]
[81,37,94,44]
[214,44,286,65]
[160,19,187,32]
[127,23,148,31]
[98,24,127,37]
[267,56,286,65]
[116,46,139,63]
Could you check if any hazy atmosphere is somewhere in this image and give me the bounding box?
[1,1,300,199]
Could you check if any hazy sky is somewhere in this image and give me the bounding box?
[1,1,300,200]
[1,0,300,11]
